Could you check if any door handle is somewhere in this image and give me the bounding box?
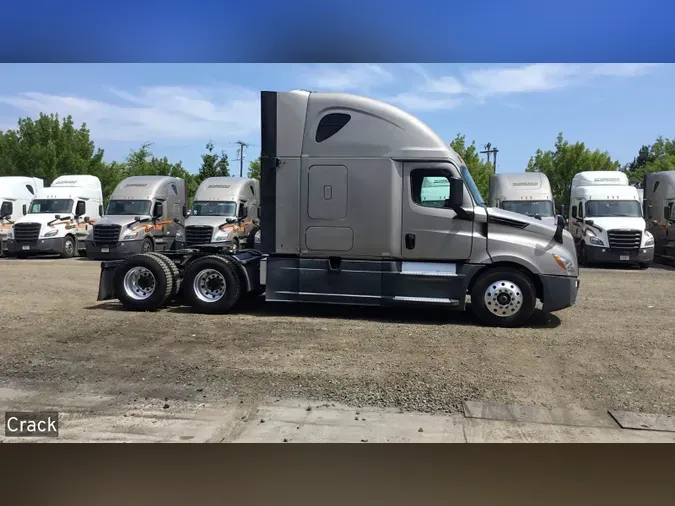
[405,233,415,250]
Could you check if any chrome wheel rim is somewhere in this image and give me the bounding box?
[65,239,74,256]
[123,266,156,300]
[142,241,152,253]
[193,268,226,303]
[484,280,523,318]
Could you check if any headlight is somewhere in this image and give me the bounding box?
[44,229,58,237]
[214,229,231,242]
[553,254,576,275]
[254,230,261,243]
[585,229,604,246]
[6,229,13,239]
[644,231,654,247]
[123,232,139,240]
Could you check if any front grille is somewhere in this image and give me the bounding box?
[185,225,214,245]
[93,224,121,245]
[13,223,41,244]
[607,229,642,250]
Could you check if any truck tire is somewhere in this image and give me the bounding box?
[147,252,181,300]
[230,238,240,254]
[61,235,76,258]
[470,267,537,328]
[141,238,154,254]
[183,255,242,314]
[638,262,651,270]
[113,253,174,311]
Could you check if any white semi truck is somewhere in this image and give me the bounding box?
[95,90,580,328]
[0,176,44,257]
[6,175,103,258]
[488,173,557,226]
[183,177,260,253]
[568,171,653,268]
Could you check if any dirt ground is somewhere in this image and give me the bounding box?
[0,256,674,416]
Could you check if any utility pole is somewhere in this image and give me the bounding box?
[480,143,499,173]
[234,141,250,177]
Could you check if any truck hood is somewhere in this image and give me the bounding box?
[487,207,558,235]
[95,215,149,229]
[583,216,646,232]
[185,216,234,228]
[13,214,73,226]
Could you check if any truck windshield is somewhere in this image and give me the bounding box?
[191,201,237,217]
[29,199,73,214]
[586,200,642,218]
[460,165,485,206]
[501,200,554,217]
[106,200,152,216]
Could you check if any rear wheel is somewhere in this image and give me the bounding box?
[470,268,536,328]
[183,255,242,314]
[113,254,174,311]
[147,252,181,300]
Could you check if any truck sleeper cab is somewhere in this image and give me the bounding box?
[96,90,580,328]
[86,176,188,260]
[0,176,44,257]
[183,177,260,253]
[7,175,102,258]
[488,173,557,226]
[643,171,675,262]
[568,171,653,268]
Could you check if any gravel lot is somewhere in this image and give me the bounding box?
[1,256,674,416]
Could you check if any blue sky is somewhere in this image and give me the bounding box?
[0,63,672,175]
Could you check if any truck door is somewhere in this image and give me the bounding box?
[401,162,473,261]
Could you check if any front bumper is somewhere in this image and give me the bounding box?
[540,274,579,313]
[6,238,66,255]
[85,240,145,260]
[585,245,654,264]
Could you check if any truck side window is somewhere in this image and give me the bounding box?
[571,205,577,218]
[411,171,452,209]
[316,113,351,143]
[665,204,672,220]
[578,203,584,219]
[238,203,246,218]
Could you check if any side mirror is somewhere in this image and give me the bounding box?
[153,202,163,219]
[225,217,237,224]
[651,219,659,226]
[182,205,187,218]
[173,217,180,224]
[448,178,464,206]
[585,219,594,226]
[55,214,61,220]
[84,216,90,223]
[257,208,261,219]
[22,204,27,215]
[75,201,86,217]
[134,216,142,222]
[554,215,565,244]
[0,201,13,218]
[533,213,542,220]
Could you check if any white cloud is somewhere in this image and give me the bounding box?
[0,85,260,143]
[305,64,394,91]
[390,63,662,111]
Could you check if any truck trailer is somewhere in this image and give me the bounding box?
[488,173,556,225]
[0,176,44,257]
[85,176,188,260]
[568,171,653,268]
[183,177,260,253]
[6,175,103,258]
[96,90,580,328]
[643,171,675,261]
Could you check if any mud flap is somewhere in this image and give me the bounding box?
[97,260,122,301]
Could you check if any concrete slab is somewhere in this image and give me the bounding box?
[463,401,618,429]
[609,410,675,433]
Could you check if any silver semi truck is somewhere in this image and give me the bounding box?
[86,176,188,260]
[488,173,557,226]
[183,177,260,253]
[96,90,579,328]
[643,171,675,261]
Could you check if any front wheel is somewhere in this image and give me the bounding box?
[578,242,589,267]
[141,238,154,254]
[183,255,242,314]
[470,268,537,328]
[61,236,76,258]
[638,262,651,270]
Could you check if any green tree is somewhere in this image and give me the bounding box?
[526,133,620,207]
[248,156,261,180]
[215,150,230,177]
[623,137,675,185]
[0,113,105,185]
[449,134,493,198]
